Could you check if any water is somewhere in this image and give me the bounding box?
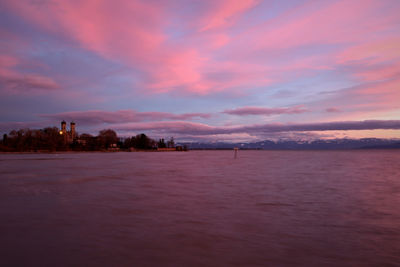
[0,150,399,266]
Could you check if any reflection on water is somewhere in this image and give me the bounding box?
[1,151,400,266]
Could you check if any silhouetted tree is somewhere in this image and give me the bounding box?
[1,127,65,151]
[158,138,166,148]
[0,126,172,152]
[135,133,152,149]
[167,137,175,148]
[98,129,118,149]
[43,127,65,151]
[2,134,7,145]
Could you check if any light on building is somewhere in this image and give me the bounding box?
[59,131,63,135]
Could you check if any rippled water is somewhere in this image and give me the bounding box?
[1,150,400,266]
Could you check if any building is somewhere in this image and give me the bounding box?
[59,121,76,143]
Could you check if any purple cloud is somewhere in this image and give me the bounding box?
[2,118,400,142]
[114,120,400,136]
[223,106,308,116]
[0,72,60,93]
[325,107,341,113]
[39,110,211,125]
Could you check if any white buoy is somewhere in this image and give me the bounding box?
[234,147,238,159]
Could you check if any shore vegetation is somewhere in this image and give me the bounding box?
[0,127,186,152]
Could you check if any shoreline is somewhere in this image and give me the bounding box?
[0,150,188,154]
[1,148,399,154]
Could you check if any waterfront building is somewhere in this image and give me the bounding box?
[59,121,76,143]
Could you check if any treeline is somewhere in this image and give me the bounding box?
[0,127,182,152]
[123,134,175,150]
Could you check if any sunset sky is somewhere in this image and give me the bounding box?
[1,0,400,142]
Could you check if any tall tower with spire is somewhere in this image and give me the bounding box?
[61,121,67,135]
[70,122,76,139]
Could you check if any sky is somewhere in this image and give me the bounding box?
[0,0,400,142]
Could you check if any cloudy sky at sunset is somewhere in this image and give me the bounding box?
[1,0,399,142]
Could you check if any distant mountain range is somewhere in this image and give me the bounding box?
[183,138,400,150]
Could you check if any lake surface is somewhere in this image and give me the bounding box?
[1,150,400,266]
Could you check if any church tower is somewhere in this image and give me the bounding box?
[61,121,67,135]
[70,122,76,139]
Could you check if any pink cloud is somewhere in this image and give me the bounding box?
[223,106,308,116]
[351,78,400,115]
[197,0,259,31]
[223,1,400,84]
[311,36,400,120]
[0,73,59,92]
[0,54,60,94]
[0,0,337,95]
[2,116,400,142]
[113,120,400,137]
[305,75,400,123]
[326,108,341,113]
[337,37,400,65]
[39,110,211,125]
[4,0,398,97]
[0,55,18,68]
[248,0,396,52]
[5,1,166,60]
[355,62,400,82]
